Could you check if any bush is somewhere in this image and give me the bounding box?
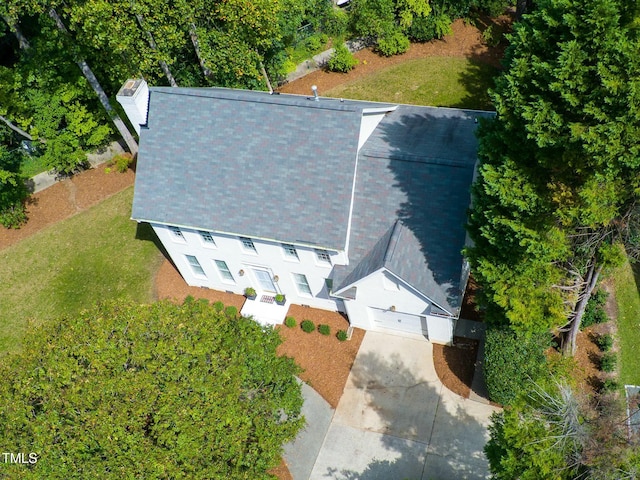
[284,316,296,328]
[112,153,133,173]
[597,333,614,352]
[301,320,315,333]
[481,25,502,47]
[375,30,410,56]
[600,352,617,373]
[323,8,349,37]
[213,301,224,312]
[0,201,27,228]
[244,287,256,297]
[303,34,328,53]
[601,378,619,394]
[224,306,238,318]
[581,290,610,329]
[484,327,550,405]
[408,13,452,42]
[327,44,358,73]
[318,324,330,336]
[336,329,348,342]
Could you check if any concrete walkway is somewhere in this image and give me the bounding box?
[291,331,500,480]
[283,381,334,480]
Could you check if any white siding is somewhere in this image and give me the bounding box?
[340,269,455,344]
[152,223,345,312]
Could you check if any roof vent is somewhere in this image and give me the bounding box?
[311,85,319,102]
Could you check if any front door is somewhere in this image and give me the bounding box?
[253,268,277,293]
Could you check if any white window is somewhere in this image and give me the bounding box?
[240,237,257,253]
[215,260,234,282]
[293,273,312,296]
[282,243,299,260]
[199,231,216,246]
[169,226,185,241]
[315,249,331,265]
[185,255,206,277]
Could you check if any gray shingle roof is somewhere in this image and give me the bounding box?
[132,87,389,249]
[133,87,493,315]
[333,106,494,314]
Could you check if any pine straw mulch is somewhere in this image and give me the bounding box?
[0,166,135,251]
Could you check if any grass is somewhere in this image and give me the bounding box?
[613,256,640,386]
[0,187,164,354]
[325,57,498,110]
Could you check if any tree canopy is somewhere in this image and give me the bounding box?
[466,0,640,353]
[0,298,304,479]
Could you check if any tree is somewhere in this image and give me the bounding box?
[486,378,640,479]
[466,0,640,354]
[0,132,28,228]
[0,299,304,479]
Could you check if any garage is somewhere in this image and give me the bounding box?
[370,307,428,337]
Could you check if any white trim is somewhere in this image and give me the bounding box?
[333,267,454,317]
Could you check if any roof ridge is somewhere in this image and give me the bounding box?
[148,87,392,113]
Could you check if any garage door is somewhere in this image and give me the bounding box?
[370,308,428,336]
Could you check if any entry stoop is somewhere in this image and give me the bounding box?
[240,295,289,326]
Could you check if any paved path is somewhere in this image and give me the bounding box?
[291,331,500,480]
[283,381,334,480]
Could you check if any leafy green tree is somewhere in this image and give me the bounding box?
[467,0,640,354]
[0,299,304,479]
[0,135,28,228]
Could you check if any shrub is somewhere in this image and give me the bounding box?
[304,34,328,53]
[408,13,452,42]
[301,320,315,333]
[481,25,502,47]
[284,316,296,328]
[484,327,550,405]
[600,352,617,373]
[581,289,609,329]
[0,202,27,228]
[244,287,256,297]
[275,294,285,304]
[318,324,330,336]
[112,153,133,173]
[323,8,348,37]
[375,30,410,56]
[213,301,224,312]
[327,44,358,73]
[597,333,614,352]
[224,305,238,318]
[336,329,348,342]
[601,378,619,394]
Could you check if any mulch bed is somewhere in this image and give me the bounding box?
[433,337,479,399]
[0,166,134,251]
[278,16,511,97]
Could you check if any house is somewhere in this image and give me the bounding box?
[117,80,492,344]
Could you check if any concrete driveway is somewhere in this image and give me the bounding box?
[306,331,500,480]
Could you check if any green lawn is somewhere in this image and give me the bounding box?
[613,256,640,386]
[0,187,164,354]
[325,56,498,110]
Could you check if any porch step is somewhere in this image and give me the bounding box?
[240,298,288,326]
